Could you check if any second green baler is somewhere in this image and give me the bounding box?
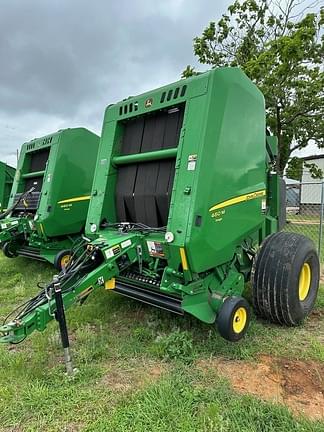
[0,128,99,269]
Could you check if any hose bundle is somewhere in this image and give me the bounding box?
[0,187,35,220]
[3,238,97,326]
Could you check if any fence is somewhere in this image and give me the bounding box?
[285,181,324,262]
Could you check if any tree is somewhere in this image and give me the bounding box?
[183,1,324,175]
[285,157,323,180]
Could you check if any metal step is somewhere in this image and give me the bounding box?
[114,280,184,315]
[17,246,46,261]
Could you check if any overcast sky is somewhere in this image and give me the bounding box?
[0,0,232,166]
[1,0,321,167]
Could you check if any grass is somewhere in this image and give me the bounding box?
[0,254,323,431]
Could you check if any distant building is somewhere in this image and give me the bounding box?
[285,177,300,211]
[300,155,324,207]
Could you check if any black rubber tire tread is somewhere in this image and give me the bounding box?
[54,249,72,271]
[251,232,319,326]
[2,241,18,258]
[217,296,251,342]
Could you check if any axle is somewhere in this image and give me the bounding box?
[0,225,250,345]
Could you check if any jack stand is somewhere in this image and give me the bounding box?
[53,275,74,376]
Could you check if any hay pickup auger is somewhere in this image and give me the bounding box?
[0,69,319,372]
[0,128,99,269]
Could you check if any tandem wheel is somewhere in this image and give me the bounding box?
[252,232,319,325]
[54,250,72,271]
[217,296,251,342]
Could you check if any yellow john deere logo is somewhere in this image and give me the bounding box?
[145,98,153,108]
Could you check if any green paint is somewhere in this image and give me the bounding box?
[0,128,99,264]
[0,68,280,343]
[112,147,178,165]
[0,162,15,211]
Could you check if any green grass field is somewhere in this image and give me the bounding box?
[0,255,323,432]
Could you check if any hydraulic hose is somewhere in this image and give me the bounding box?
[0,187,35,220]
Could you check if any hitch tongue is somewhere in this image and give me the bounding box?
[53,275,74,376]
[0,321,20,343]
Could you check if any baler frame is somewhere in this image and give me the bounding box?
[0,69,319,369]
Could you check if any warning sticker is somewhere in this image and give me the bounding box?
[261,199,267,210]
[105,245,121,260]
[121,239,132,249]
[147,241,165,257]
[187,154,197,171]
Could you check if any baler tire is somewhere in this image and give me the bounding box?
[251,232,319,326]
[217,296,250,342]
[54,250,72,271]
[2,242,18,258]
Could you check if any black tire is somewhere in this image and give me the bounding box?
[252,232,319,325]
[217,296,251,342]
[2,241,18,258]
[54,250,72,271]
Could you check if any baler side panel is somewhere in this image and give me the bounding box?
[8,146,28,204]
[186,69,266,272]
[86,120,121,230]
[0,163,15,210]
[166,91,211,270]
[0,163,7,210]
[39,129,100,237]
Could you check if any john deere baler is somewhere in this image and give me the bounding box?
[0,161,15,211]
[0,128,99,269]
[1,69,319,355]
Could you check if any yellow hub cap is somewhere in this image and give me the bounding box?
[299,263,311,301]
[233,307,247,334]
[61,255,71,268]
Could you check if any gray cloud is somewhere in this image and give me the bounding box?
[0,0,230,166]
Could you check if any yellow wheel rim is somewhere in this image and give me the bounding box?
[233,307,247,334]
[61,255,71,268]
[299,263,311,301]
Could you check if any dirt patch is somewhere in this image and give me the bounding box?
[197,356,324,420]
[309,309,324,321]
[62,423,84,432]
[101,359,167,392]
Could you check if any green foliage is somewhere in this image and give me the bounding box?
[181,65,197,78]
[286,156,303,180]
[304,161,324,179]
[184,1,324,174]
[152,329,194,362]
[286,157,323,180]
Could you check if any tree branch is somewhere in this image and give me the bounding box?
[282,106,318,125]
